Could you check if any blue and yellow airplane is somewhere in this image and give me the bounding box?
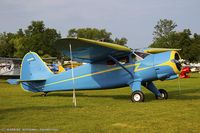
[18,38,181,102]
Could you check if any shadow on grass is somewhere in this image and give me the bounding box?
[187,76,199,79]
[31,92,84,97]
[168,88,200,100]
[0,105,83,114]
[1,89,199,115]
[32,92,130,101]
[30,88,200,102]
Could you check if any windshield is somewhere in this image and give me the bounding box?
[133,52,150,61]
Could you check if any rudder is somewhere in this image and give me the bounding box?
[21,52,53,81]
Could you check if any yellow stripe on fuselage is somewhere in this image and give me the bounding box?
[35,63,156,89]
[36,64,135,88]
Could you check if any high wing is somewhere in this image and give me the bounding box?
[142,48,181,54]
[55,37,132,63]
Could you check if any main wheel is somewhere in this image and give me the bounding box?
[41,92,48,97]
[156,89,168,100]
[131,91,145,102]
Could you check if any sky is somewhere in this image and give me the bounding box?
[0,0,200,49]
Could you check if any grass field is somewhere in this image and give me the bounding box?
[0,74,200,133]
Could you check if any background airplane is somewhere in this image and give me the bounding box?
[17,38,182,102]
[0,57,21,79]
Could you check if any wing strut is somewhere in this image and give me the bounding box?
[69,44,77,107]
[108,55,134,78]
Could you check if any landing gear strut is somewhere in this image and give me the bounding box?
[131,91,145,102]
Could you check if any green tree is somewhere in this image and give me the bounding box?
[0,21,61,58]
[0,32,16,57]
[191,33,200,61]
[14,21,61,57]
[150,26,200,62]
[114,37,127,46]
[153,19,177,40]
[67,28,127,45]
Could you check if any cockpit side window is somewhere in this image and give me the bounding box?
[107,56,129,65]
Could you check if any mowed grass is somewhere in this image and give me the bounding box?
[0,74,200,133]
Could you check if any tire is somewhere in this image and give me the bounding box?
[156,89,168,100]
[131,91,145,102]
[41,92,48,97]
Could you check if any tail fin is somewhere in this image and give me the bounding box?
[20,52,53,81]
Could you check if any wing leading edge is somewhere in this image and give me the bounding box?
[142,48,181,54]
[55,38,132,63]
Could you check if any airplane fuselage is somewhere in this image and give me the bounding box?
[21,51,180,93]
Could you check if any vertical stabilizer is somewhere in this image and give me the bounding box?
[20,52,53,80]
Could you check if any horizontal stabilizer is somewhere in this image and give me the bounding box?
[7,79,19,85]
[7,79,46,85]
[18,79,46,82]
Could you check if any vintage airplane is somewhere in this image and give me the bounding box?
[17,37,182,102]
[0,57,21,79]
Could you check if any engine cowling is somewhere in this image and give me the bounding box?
[153,51,181,80]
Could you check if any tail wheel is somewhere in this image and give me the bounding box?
[156,89,168,100]
[131,91,145,102]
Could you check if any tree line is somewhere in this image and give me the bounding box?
[0,21,127,58]
[0,20,199,62]
[150,19,200,62]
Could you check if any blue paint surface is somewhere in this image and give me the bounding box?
[20,51,180,95]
